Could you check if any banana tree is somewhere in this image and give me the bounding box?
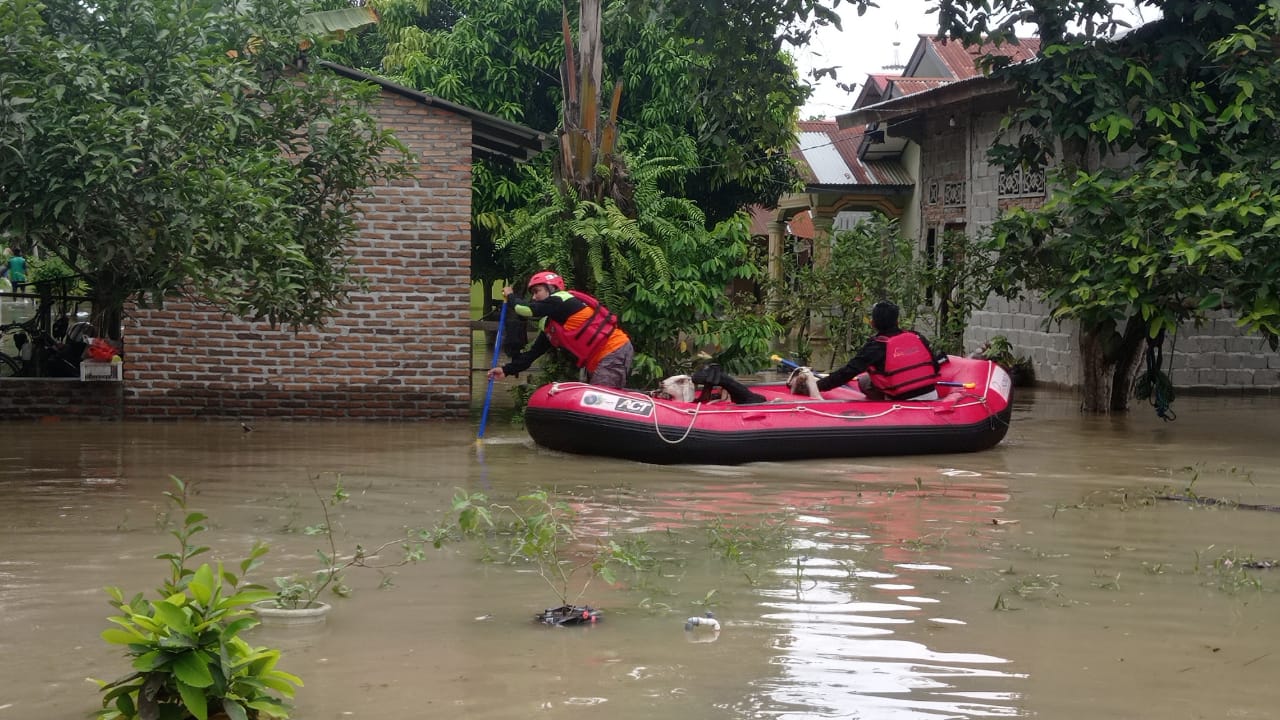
[298,5,381,48]
[556,0,632,289]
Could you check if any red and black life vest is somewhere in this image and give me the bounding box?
[543,290,620,367]
[870,332,940,398]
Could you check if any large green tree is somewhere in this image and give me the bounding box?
[484,0,783,383]
[938,0,1280,412]
[0,0,407,338]
[324,0,873,381]
[369,0,875,225]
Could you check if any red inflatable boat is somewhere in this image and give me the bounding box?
[523,356,1013,464]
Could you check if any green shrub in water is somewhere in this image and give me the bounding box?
[92,477,301,720]
[453,487,652,608]
[268,474,447,610]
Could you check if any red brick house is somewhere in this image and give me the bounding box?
[0,63,548,420]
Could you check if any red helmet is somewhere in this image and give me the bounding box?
[527,270,564,292]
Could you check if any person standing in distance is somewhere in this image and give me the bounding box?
[486,270,634,389]
[7,248,28,295]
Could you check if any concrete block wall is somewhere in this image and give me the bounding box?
[967,112,1006,226]
[965,295,1078,386]
[965,301,1280,394]
[123,93,476,419]
[920,118,968,228]
[1163,312,1280,393]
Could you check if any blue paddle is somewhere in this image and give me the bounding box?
[770,354,806,372]
[477,297,509,442]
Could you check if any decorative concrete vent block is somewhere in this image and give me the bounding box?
[80,360,123,382]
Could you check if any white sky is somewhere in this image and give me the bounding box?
[798,0,943,119]
[796,0,1156,119]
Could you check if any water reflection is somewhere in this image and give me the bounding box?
[680,478,1027,720]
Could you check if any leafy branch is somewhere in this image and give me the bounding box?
[271,475,448,609]
[452,487,650,607]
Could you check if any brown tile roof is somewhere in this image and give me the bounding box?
[788,211,816,239]
[923,35,1041,80]
[746,206,816,239]
[887,77,952,97]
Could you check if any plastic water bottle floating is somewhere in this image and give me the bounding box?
[684,611,720,632]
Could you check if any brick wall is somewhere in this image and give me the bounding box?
[123,92,476,419]
[0,379,124,420]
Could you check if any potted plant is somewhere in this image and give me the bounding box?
[93,477,302,720]
[975,335,1036,387]
[254,476,447,625]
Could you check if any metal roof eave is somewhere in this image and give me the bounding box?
[835,75,1015,129]
[804,183,913,193]
[318,61,552,163]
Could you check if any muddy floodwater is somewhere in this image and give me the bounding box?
[2,387,1279,720]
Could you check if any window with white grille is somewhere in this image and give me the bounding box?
[997,166,1046,198]
[942,181,966,208]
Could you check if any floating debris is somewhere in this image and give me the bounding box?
[684,611,720,632]
[536,605,601,626]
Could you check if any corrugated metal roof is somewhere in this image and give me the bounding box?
[789,211,816,239]
[853,73,896,107]
[888,78,952,98]
[792,121,912,187]
[837,36,1040,130]
[836,73,1016,129]
[319,61,551,162]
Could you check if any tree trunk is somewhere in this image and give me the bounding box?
[1078,315,1149,413]
[570,235,592,295]
[90,282,125,343]
[1079,328,1112,413]
[1107,315,1148,412]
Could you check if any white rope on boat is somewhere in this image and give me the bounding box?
[545,382,705,444]
[545,381,596,396]
[651,401,704,444]
[540,381,995,447]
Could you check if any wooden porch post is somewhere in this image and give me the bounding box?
[767,219,786,314]
[808,213,836,364]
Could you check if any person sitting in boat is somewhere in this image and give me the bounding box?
[791,301,943,401]
[486,270,634,389]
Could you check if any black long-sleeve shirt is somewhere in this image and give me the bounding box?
[816,328,942,394]
[499,293,595,376]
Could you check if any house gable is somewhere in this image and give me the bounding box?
[904,35,1042,80]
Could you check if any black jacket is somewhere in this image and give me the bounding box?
[815,328,942,395]
[499,293,591,376]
